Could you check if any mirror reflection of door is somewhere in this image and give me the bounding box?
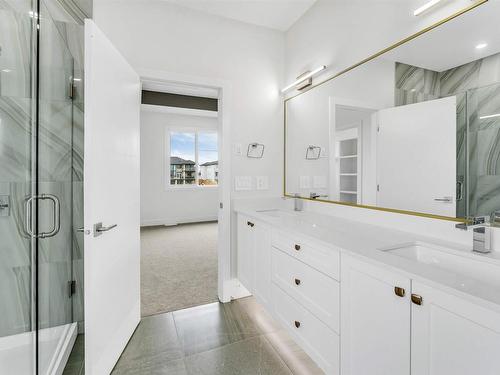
[376,97,457,217]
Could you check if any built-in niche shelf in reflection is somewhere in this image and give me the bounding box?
[336,128,361,204]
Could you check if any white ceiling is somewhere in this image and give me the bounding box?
[165,0,317,31]
[382,1,500,72]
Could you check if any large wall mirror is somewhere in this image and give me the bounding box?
[285,1,500,220]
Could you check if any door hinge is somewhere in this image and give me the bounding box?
[68,280,76,297]
[377,184,380,192]
[69,81,75,99]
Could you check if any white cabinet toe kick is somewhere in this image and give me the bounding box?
[236,212,500,375]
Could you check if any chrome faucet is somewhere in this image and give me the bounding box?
[456,215,493,253]
[293,193,303,211]
[472,225,491,253]
[309,192,328,200]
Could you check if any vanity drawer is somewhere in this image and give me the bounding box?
[272,230,340,280]
[272,248,340,333]
[272,284,339,375]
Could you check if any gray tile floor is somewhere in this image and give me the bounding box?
[111,297,324,375]
[63,334,85,375]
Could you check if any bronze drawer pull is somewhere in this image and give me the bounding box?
[411,294,423,305]
[294,244,301,251]
[247,221,254,227]
[294,320,301,328]
[294,278,301,286]
[394,286,406,297]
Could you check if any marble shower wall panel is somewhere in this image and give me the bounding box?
[0,182,32,336]
[0,5,32,100]
[0,3,34,338]
[395,62,440,106]
[467,83,500,216]
[439,53,500,97]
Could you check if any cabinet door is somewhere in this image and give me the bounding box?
[341,255,411,375]
[411,282,500,375]
[253,222,271,310]
[237,215,255,292]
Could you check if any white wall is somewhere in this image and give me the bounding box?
[285,0,476,85]
[140,109,218,225]
[93,1,285,199]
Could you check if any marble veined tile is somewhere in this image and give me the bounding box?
[0,7,33,100]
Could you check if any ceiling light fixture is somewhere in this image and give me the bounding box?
[1,69,12,73]
[281,65,326,93]
[476,42,488,49]
[413,0,442,16]
[479,113,500,120]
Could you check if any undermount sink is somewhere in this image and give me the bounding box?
[380,242,500,287]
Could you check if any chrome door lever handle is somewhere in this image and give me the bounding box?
[93,222,117,237]
[434,196,453,203]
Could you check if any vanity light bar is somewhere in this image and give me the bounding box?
[413,0,442,16]
[479,113,500,120]
[281,65,326,93]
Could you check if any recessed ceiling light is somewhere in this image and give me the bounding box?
[1,69,11,73]
[476,43,488,50]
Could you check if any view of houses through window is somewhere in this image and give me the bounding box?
[169,130,218,186]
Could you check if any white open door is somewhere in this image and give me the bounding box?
[84,20,141,375]
[377,96,456,217]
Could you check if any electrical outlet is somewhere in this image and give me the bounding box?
[234,176,252,191]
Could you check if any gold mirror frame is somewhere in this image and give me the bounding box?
[283,0,488,222]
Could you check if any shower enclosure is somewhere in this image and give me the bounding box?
[0,0,86,373]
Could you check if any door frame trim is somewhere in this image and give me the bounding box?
[137,68,232,302]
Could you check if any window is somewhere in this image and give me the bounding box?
[168,130,218,187]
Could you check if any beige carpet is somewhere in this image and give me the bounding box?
[140,222,218,317]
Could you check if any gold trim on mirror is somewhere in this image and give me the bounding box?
[283,0,488,222]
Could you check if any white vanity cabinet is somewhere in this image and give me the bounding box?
[236,211,500,375]
[236,214,272,309]
[237,214,255,292]
[411,281,500,375]
[340,255,411,375]
[341,255,500,375]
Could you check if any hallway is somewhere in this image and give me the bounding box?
[140,222,218,316]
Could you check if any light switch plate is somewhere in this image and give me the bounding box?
[234,143,242,156]
[234,176,252,191]
[256,176,269,190]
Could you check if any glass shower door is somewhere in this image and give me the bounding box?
[36,1,76,373]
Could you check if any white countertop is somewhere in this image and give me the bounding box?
[235,205,500,313]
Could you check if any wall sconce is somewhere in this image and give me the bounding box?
[413,0,442,16]
[281,65,326,94]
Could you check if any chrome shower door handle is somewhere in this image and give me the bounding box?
[93,222,118,237]
[25,194,61,238]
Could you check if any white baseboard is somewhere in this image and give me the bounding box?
[141,215,218,227]
[230,279,252,300]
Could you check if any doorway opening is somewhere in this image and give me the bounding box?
[139,81,223,316]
